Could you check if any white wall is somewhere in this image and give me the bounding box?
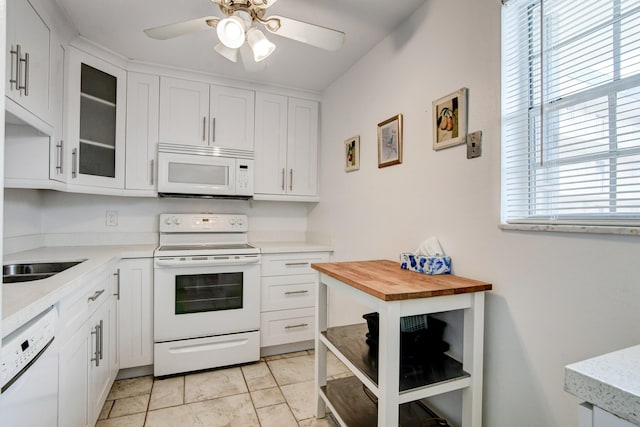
[309,0,640,426]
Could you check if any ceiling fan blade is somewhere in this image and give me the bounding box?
[144,16,219,40]
[264,16,345,51]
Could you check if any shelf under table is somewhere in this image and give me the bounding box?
[321,376,450,427]
[323,323,469,393]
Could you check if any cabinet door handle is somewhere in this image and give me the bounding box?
[202,116,207,142]
[113,269,120,300]
[289,169,293,191]
[281,168,285,191]
[88,289,105,302]
[9,45,19,90]
[71,148,78,178]
[284,290,309,295]
[211,117,216,143]
[150,159,155,185]
[285,323,309,330]
[19,52,29,96]
[91,324,100,367]
[98,320,104,361]
[56,140,64,173]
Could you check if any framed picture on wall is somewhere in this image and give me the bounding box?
[378,114,403,168]
[432,87,468,150]
[344,135,360,172]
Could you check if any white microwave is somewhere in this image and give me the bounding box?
[157,143,254,199]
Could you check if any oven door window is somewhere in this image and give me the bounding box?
[175,272,242,315]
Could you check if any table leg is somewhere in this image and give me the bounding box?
[462,292,485,427]
[378,303,401,426]
[315,278,328,419]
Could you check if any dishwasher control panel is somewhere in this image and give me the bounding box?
[0,307,56,393]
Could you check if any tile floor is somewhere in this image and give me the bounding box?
[96,350,349,427]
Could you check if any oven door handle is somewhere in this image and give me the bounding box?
[155,256,260,268]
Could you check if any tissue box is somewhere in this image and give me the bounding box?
[400,253,451,275]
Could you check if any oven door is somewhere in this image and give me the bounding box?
[154,257,260,342]
[157,152,236,196]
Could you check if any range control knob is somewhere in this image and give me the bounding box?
[236,217,244,226]
[229,217,237,225]
[173,218,182,226]
[164,217,173,226]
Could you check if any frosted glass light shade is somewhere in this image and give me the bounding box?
[217,16,246,49]
[247,28,275,62]
[214,43,238,62]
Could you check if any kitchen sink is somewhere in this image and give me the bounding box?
[3,260,86,283]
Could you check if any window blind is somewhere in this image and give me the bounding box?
[501,0,640,227]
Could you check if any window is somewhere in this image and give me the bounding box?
[501,0,640,231]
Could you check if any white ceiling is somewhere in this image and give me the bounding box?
[53,0,426,92]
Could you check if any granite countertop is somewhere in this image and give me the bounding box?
[2,244,156,336]
[565,345,640,425]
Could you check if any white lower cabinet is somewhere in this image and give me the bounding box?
[260,251,330,353]
[58,266,118,427]
[579,404,638,427]
[117,258,154,369]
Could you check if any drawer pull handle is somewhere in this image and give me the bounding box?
[285,323,309,330]
[88,289,105,302]
[284,262,309,267]
[285,290,309,295]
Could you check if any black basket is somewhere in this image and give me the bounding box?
[362,312,450,364]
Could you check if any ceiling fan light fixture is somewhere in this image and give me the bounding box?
[216,15,247,48]
[214,43,238,62]
[247,28,276,62]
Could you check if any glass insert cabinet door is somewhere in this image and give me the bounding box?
[66,47,126,188]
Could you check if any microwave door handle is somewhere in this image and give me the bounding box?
[155,257,260,268]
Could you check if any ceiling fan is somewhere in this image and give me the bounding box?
[144,0,345,66]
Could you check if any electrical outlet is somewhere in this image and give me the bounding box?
[467,130,482,159]
[106,210,118,227]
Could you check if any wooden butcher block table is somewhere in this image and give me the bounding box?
[311,259,492,427]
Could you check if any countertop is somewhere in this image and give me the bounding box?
[250,241,333,254]
[2,241,330,337]
[2,244,156,336]
[311,259,492,301]
[565,345,640,425]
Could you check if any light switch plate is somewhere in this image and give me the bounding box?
[467,130,482,159]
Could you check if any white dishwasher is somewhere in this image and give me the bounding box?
[0,306,58,427]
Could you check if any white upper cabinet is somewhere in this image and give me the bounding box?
[5,0,52,125]
[65,47,126,189]
[254,93,319,200]
[255,92,288,196]
[125,72,159,191]
[209,84,255,151]
[159,76,255,150]
[49,41,66,183]
[287,98,319,197]
[158,77,209,146]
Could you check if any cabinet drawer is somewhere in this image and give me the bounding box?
[261,274,316,312]
[261,252,329,276]
[58,272,114,338]
[260,308,315,347]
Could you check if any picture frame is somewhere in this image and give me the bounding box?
[344,135,360,172]
[432,87,468,151]
[377,114,403,168]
